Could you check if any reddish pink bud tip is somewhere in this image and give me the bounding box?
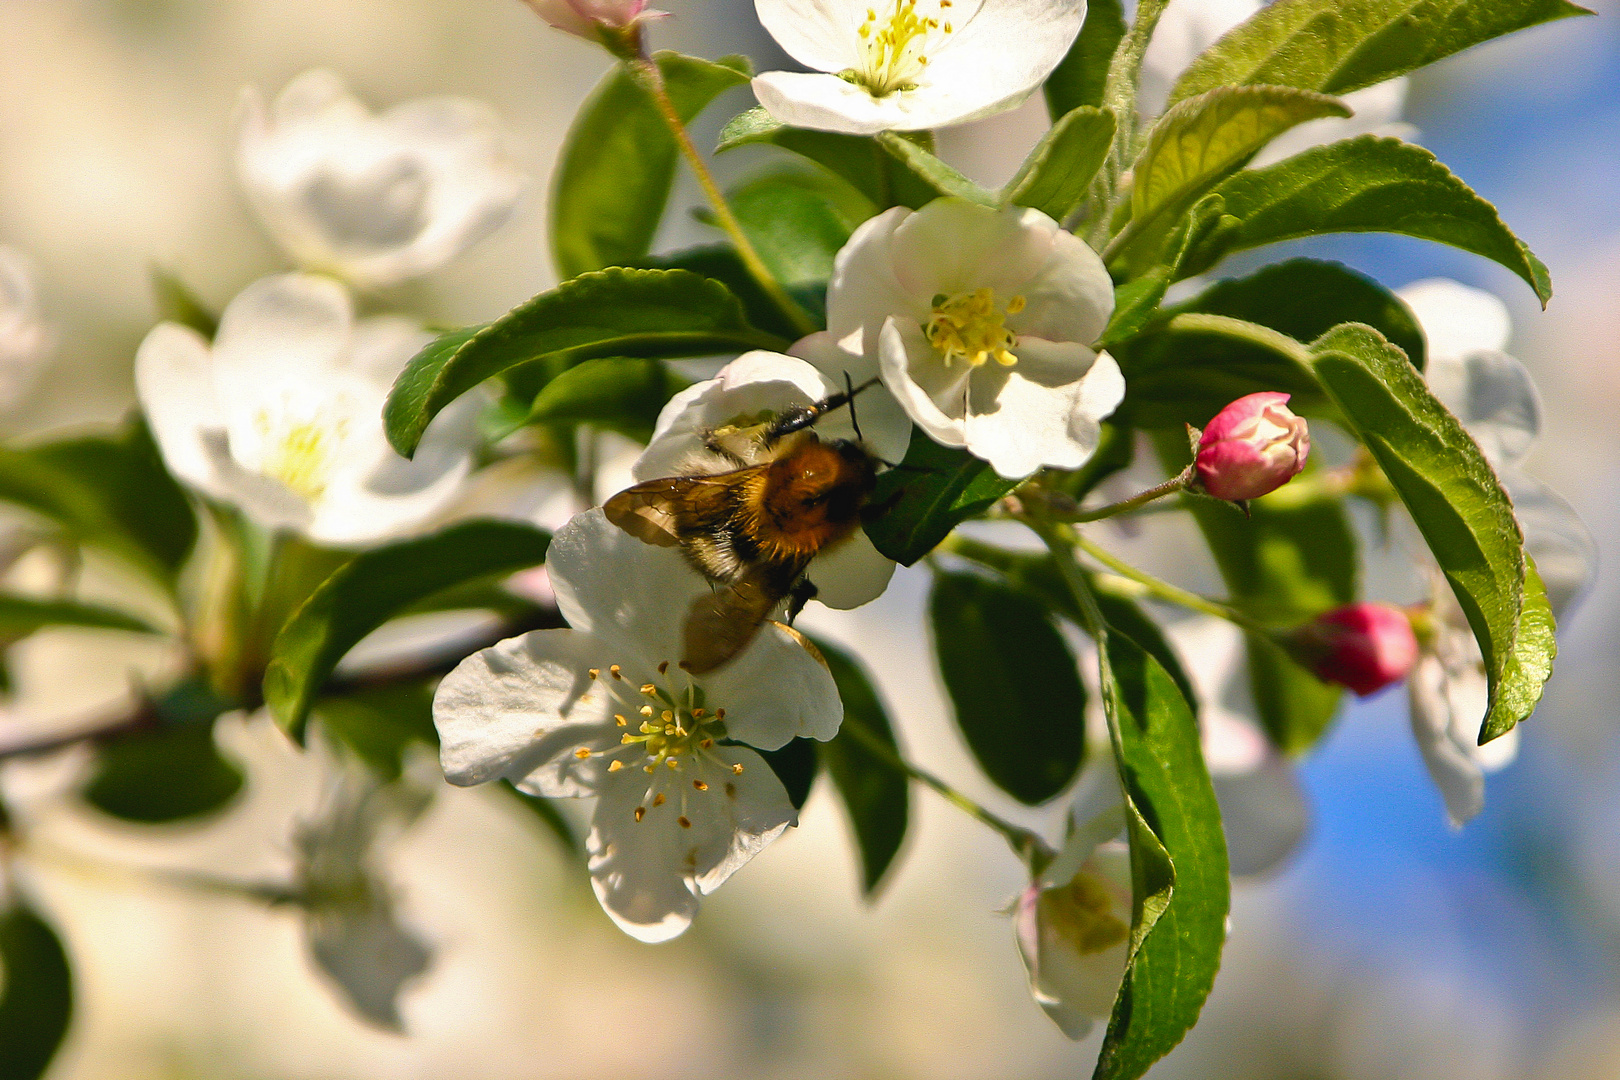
[1195,392,1310,502]
[1289,603,1419,696]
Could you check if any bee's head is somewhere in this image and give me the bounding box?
[763,375,884,446]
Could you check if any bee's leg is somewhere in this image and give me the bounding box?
[786,577,819,625]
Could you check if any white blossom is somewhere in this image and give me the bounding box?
[824,198,1123,478]
[632,350,910,610]
[135,273,480,546]
[433,508,842,942]
[0,246,54,413]
[752,0,1086,135]
[238,70,525,287]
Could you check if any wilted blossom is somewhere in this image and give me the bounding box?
[0,246,53,413]
[823,197,1123,478]
[433,509,841,942]
[238,70,525,288]
[1285,603,1419,697]
[135,273,480,546]
[1194,392,1309,501]
[751,0,1086,134]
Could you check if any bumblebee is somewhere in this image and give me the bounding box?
[604,378,882,674]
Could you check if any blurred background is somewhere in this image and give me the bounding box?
[2,0,1618,1076]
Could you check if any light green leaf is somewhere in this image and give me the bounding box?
[1115,85,1349,271]
[1044,0,1126,116]
[811,635,909,896]
[149,266,218,339]
[1001,106,1116,222]
[929,572,1086,805]
[875,132,999,207]
[0,594,160,637]
[633,244,823,341]
[1169,136,1552,304]
[1093,630,1229,1080]
[716,107,938,210]
[314,682,438,783]
[0,903,73,1080]
[85,722,244,824]
[1097,270,1170,350]
[526,357,690,443]
[1170,0,1593,104]
[551,52,751,280]
[384,268,788,457]
[863,429,1021,566]
[263,521,551,741]
[709,167,874,285]
[1309,322,1551,743]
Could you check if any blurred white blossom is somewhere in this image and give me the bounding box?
[433,508,842,942]
[0,246,54,413]
[752,0,1085,134]
[826,198,1123,478]
[238,70,526,288]
[135,273,480,546]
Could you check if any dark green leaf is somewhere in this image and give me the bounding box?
[1170,0,1593,104]
[717,107,938,210]
[875,132,999,206]
[0,594,159,637]
[1002,106,1116,222]
[314,682,438,783]
[1045,0,1126,115]
[551,52,751,279]
[929,572,1086,805]
[0,903,73,1080]
[1309,322,1551,743]
[525,357,690,443]
[85,721,245,823]
[1093,631,1228,1080]
[633,244,824,340]
[384,268,788,457]
[1169,136,1552,305]
[1115,85,1350,273]
[1118,259,1425,428]
[811,636,909,895]
[263,521,551,741]
[758,737,819,811]
[712,167,874,285]
[149,266,217,339]
[864,429,1021,566]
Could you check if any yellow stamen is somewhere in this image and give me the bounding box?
[925,288,1025,367]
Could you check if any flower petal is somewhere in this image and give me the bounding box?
[1011,227,1116,347]
[700,621,844,747]
[547,507,702,657]
[888,199,1056,299]
[960,345,1123,477]
[826,206,916,340]
[807,528,896,609]
[1426,350,1540,467]
[1503,471,1596,618]
[879,318,972,447]
[1408,656,1485,828]
[134,322,230,499]
[1211,759,1308,877]
[752,0,864,73]
[790,331,914,465]
[1397,278,1512,360]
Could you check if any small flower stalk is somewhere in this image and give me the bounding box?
[1283,603,1420,697]
[1192,392,1310,503]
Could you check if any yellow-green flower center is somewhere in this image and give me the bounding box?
[256,410,344,501]
[582,664,738,776]
[1045,873,1129,955]
[845,0,955,96]
[925,287,1025,367]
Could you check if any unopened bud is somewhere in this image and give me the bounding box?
[1284,603,1419,696]
[520,0,664,50]
[1194,392,1310,502]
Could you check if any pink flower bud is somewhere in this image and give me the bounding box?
[1195,392,1310,501]
[1286,603,1419,696]
[521,0,663,42]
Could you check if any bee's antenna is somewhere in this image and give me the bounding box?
[844,371,866,445]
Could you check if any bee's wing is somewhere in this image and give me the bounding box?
[602,477,711,547]
[680,558,810,675]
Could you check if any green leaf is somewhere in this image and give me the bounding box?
[758,737,819,811]
[875,132,999,207]
[263,521,551,742]
[384,268,788,457]
[551,52,751,279]
[1170,0,1593,104]
[314,682,438,783]
[29,416,199,587]
[929,572,1086,805]
[526,357,690,443]
[1097,271,1170,350]
[711,167,874,285]
[1045,0,1126,115]
[85,721,245,823]
[863,429,1021,566]
[811,636,909,895]
[1116,85,1350,272]
[1170,136,1553,305]
[633,244,823,340]
[1118,259,1425,428]
[0,594,159,637]
[1093,631,1229,1080]
[1309,322,1551,743]
[0,903,73,1080]
[1001,106,1116,222]
[716,107,939,210]
[149,266,218,339]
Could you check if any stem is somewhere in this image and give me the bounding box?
[1085,0,1172,248]
[838,712,1047,863]
[631,57,819,339]
[1070,529,1275,638]
[1060,468,1192,523]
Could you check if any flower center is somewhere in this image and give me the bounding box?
[846,0,955,96]
[586,663,738,778]
[925,287,1025,368]
[1045,873,1129,955]
[255,409,345,502]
